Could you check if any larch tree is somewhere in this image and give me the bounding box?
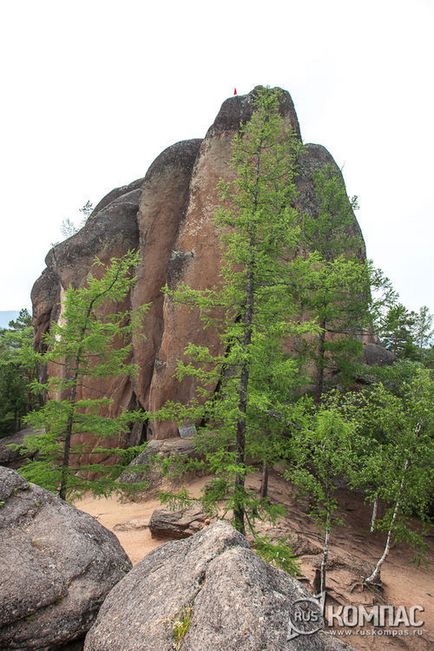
[0,309,37,433]
[290,166,372,401]
[20,251,148,499]
[155,87,315,535]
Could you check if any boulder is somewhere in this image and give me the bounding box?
[363,342,395,366]
[118,437,200,490]
[149,502,208,539]
[84,521,350,651]
[0,427,38,469]
[0,466,131,650]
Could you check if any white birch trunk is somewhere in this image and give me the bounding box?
[370,495,378,533]
[365,459,408,584]
[320,517,330,594]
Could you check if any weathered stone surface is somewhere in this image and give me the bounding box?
[32,177,145,467]
[0,427,39,469]
[84,521,350,651]
[147,90,364,438]
[113,517,149,532]
[149,502,208,539]
[296,143,365,258]
[131,139,202,410]
[0,466,131,650]
[31,267,60,353]
[363,342,395,366]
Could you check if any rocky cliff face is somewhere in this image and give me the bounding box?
[32,86,371,449]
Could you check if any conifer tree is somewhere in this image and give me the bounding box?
[290,166,372,400]
[19,252,148,499]
[0,309,36,433]
[155,88,314,534]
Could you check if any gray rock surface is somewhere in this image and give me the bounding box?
[149,502,209,539]
[0,466,131,650]
[118,437,200,490]
[0,427,40,469]
[84,521,350,651]
[363,342,395,366]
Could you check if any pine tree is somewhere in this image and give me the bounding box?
[19,251,148,499]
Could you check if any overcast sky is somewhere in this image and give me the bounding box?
[0,0,432,315]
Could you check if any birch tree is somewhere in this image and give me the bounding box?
[361,369,434,585]
[285,407,357,594]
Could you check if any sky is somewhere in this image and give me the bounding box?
[0,0,432,314]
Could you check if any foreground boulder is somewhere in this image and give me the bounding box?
[149,502,209,539]
[85,521,349,650]
[0,467,131,650]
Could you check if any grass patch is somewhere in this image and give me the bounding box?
[172,605,193,650]
[253,535,300,576]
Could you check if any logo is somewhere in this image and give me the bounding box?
[287,592,326,641]
[287,592,425,641]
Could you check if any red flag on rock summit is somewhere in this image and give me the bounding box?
[234,87,237,96]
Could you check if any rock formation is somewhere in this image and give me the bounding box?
[31,86,377,452]
[84,520,350,651]
[0,427,38,469]
[0,466,131,649]
[118,437,200,490]
[149,502,209,539]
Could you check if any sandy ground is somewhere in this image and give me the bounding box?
[75,471,433,650]
[75,476,208,565]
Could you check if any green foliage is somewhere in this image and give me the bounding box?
[335,368,433,561]
[285,407,357,529]
[19,251,148,499]
[0,309,37,434]
[288,166,376,399]
[159,488,192,511]
[253,535,300,576]
[172,605,193,650]
[372,285,433,363]
[153,87,314,533]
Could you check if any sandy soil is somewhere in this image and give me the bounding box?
[75,471,433,650]
[75,476,208,565]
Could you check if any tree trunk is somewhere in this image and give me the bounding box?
[59,383,77,500]
[233,150,261,535]
[260,461,269,499]
[320,516,330,594]
[233,267,254,534]
[370,495,378,533]
[314,320,326,403]
[365,459,409,584]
